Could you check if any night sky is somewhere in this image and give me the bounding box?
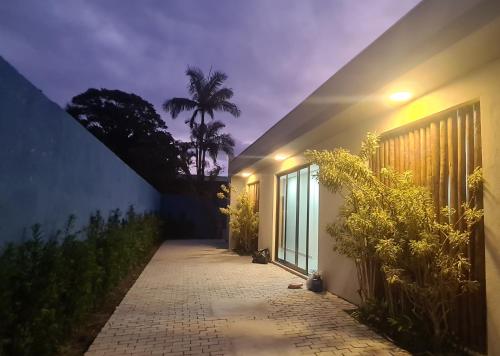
[0,0,420,167]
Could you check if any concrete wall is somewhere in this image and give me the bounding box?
[232,52,500,356]
[0,56,161,244]
[161,194,228,239]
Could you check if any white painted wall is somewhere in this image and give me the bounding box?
[231,54,500,356]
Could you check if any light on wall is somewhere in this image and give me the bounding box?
[274,153,288,161]
[389,91,412,102]
[240,171,252,178]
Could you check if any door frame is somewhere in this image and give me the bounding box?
[275,163,313,275]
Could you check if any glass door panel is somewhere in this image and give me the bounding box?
[277,175,286,260]
[308,165,319,273]
[285,172,297,264]
[276,165,319,274]
[297,167,309,270]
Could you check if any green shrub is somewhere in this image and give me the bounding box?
[217,184,258,253]
[0,207,163,356]
[306,133,483,352]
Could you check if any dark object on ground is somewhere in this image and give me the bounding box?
[306,272,324,293]
[252,248,270,264]
[310,278,323,292]
[288,283,303,289]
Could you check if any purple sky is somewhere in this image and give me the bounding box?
[0,0,420,169]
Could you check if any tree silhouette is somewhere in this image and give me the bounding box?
[163,67,240,179]
[66,88,184,192]
[191,121,235,178]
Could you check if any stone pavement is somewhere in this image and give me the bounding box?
[86,240,408,356]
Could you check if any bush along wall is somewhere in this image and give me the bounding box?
[306,133,484,353]
[0,206,164,356]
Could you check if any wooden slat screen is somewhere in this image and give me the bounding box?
[370,102,486,352]
[247,182,260,213]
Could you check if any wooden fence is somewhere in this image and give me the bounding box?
[369,102,486,352]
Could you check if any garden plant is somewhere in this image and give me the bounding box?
[0,207,163,356]
[305,133,483,352]
[217,184,258,253]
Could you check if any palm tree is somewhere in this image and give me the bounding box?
[163,67,240,178]
[191,121,235,177]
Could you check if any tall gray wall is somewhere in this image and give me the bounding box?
[0,56,161,244]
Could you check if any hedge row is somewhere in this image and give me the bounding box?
[0,207,164,356]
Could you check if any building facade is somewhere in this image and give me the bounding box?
[229,1,500,354]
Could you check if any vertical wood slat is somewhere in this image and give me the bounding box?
[465,109,477,346]
[473,104,486,351]
[447,114,460,340]
[420,127,426,185]
[394,136,401,172]
[389,138,395,169]
[400,135,405,172]
[430,121,440,211]
[439,119,448,215]
[384,140,389,167]
[414,129,421,185]
[466,111,475,197]
[465,109,475,265]
[474,104,483,169]
[455,109,470,347]
[448,116,458,223]
[404,133,409,171]
[409,130,415,177]
[384,140,389,184]
[426,126,432,189]
[380,143,385,182]
[457,111,466,229]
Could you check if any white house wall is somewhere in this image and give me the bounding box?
[231,55,500,355]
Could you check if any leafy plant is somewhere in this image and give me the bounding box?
[0,207,163,356]
[217,184,258,253]
[305,133,483,351]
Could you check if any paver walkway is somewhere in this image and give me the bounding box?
[86,240,408,356]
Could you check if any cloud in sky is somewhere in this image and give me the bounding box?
[0,0,420,167]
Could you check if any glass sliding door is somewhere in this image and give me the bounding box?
[276,165,319,274]
[297,168,309,270]
[277,175,286,261]
[308,165,319,273]
[284,172,297,264]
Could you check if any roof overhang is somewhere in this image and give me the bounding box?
[229,0,500,176]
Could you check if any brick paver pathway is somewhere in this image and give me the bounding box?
[86,240,408,356]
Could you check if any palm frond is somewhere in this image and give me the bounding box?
[206,120,226,135]
[206,108,214,119]
[213,101,241,117]
[210,87,234,102]
[205,124,235,163]
[206,70,228,96]
[163,97,197,119]
[219,133,235,156]
[185,66,205,98]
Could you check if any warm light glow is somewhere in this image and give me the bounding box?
[274,153,288,161]
[240,171,252,177]
[389,91,412,102]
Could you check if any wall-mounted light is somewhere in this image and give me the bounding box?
[389,91,412,102]
[240,171,252,178]
[274,153,288,161]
